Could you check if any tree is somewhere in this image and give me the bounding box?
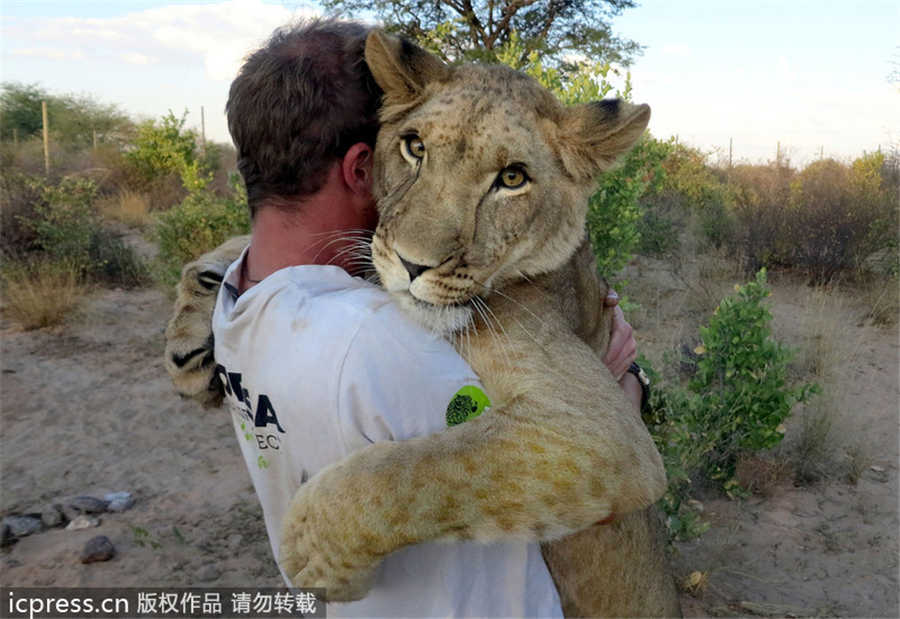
[0,82,132,147]
[324,0,641,70]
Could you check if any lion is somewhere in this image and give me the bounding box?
[165,30,680,617]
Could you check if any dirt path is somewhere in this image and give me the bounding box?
[0,287,281,587]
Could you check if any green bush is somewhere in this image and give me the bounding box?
[126,111,199,188]
[636,140,737,254]
[686,269,818,482]
[6,173,148,287]
[644,270,818,539]
[588,136,669,274]
[152,173,250,286]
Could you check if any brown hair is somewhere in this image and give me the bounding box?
[226,18,382,216]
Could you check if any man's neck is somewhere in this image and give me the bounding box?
[241,188,372,291]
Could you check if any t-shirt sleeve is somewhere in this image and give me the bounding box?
[336,303,486,448]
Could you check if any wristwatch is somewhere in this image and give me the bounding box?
[626,362,650,413]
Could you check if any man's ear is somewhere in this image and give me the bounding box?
[558,99,651,181]
[364,30,450,107]
[341,142,374,197]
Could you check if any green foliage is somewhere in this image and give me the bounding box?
[643,271,819,539]
[25,176,98,266]
[588,136,669,274]
[152,173,250,286]
[326,0,641,75]
[686,269,818,483]
[126,111,204,190]
[8,174,148,286]
[1,82,132,148]
[495,31,627,103]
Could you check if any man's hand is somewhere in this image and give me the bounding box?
[602,289,642,411]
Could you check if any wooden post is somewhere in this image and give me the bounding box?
[819,145,824,160]
[776,141,781,166]
[92,128,97,150]
[728,137,733,168]
[41,100,50,175]
[200,105,207,157]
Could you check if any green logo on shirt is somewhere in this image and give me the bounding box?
[446,385,491,427]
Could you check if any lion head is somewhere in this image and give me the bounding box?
[366,32,650,334]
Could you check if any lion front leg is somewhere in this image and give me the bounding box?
[164,234,249,407]
[278,327,666,598]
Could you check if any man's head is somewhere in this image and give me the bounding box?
[227,18,382,216]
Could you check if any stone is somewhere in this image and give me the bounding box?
[80,536,115,564]
[68,496,109,514]
[41,504,67,528]
[3,515,42,537]
[104,492,134,513]
[66,515,100,531]
[196,563,221,582]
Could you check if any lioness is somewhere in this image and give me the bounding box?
[166,31,679,617]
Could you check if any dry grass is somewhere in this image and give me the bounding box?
[735,454,791,496]
[859,275,899,327]
[624,248,744,368]
[0,259,86,330]
[97,189,152,228]
[770,282,876,485]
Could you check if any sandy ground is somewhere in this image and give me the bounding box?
[1,264,897,616]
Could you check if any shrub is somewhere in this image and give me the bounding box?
[728,153,899,281]
[125,111,199,189]
[644,270,819,538]
[5,173,149,287]
[0,258,86,329]
[0,170,43,254]
[588,136,669,274]
[26,176,98,266]
[152,173,250,287]
[685,269,819,483]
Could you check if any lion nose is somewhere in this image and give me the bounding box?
[399,256,430,282]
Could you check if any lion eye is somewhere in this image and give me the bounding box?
[402,134,426,161]
[496,166,528,190]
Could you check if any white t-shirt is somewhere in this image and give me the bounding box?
[212,248,563,618]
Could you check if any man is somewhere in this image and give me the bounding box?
[211,18,643,616]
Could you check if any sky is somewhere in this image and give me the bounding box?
[1,0,897,166]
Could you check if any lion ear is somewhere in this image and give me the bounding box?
[365,30,450,106]
[558,99,651,181]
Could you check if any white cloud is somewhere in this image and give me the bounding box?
[11,47,85,61]
[121,52,158,65]
[8,0,318,82]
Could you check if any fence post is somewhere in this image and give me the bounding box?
[42,100,50,175]
[200,105,207,157]
[729,137,733,168]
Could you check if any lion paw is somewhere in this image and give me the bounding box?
[163,235,249,408]
[279,477,379,602]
